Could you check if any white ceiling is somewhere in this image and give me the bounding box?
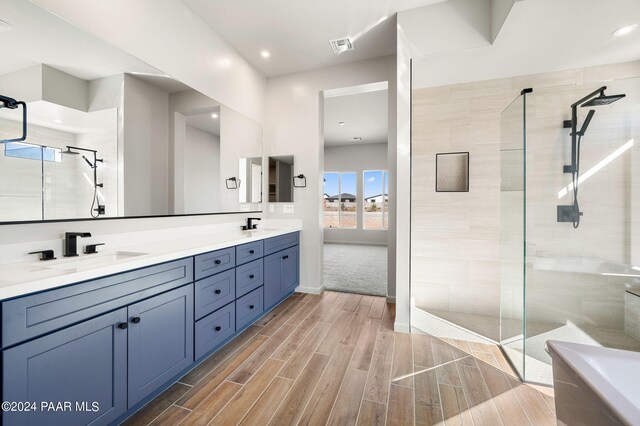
[0,100,117,134]
[182,0,447,77]
[0,0,173,81]
[410,0,640,88]
[186,107,221,136]
[324,89,388,147]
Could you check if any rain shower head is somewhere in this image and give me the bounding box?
[581,90,626,107]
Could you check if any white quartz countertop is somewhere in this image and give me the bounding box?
[0,226,301,301]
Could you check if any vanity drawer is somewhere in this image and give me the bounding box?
[235,259,263,297]
[236,287,264,331]
[264,232,299,255]
[194,269,235,320]
[236,241,264,266]
[195,247,235,280]
[195,303,235,360]
[1,258,193,348]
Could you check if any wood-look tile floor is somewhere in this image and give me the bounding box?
[122,291,556,426]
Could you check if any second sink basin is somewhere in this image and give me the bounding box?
[46,251,148,271]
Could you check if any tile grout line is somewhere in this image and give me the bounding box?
[323,305,371,425]
[450,345,476,426]
[384,325,397,426]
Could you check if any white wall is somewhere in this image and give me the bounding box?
[265,54,397,296]
[32,0,267,124]
[324,143,388,245]
[185,126,220,213]
[122,74,169,216]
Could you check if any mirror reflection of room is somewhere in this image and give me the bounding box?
[0,0,263,223]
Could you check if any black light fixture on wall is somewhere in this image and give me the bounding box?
[293,174,307,188]
[225,177,239,189]
[0,95,27,143]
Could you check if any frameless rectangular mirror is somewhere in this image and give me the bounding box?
[239,157,263,203]
[0,0,263,223]
[268,156,294,202]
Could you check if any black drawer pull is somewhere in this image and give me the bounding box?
[131,317,141,324]
[214,326,222,332]
[249,249,255,254]
[249,274,255,279]
[214,259,222,265]
[117,322,128,330]
[214,289,222,294]
[282,255,289,260]
[249,304,255,309]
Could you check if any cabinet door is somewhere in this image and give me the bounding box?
[3,308,127,426]
[281,246,299,293]
[128,285,194,408]
[263,251,283,309]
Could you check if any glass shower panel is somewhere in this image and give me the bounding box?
[522,77,640,384]
[0,120,44,221]
[499,91,529,380]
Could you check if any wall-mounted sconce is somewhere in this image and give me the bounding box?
[293,174,307,188]
[225,177,239,189]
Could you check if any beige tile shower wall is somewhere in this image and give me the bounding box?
[411,60,640,337]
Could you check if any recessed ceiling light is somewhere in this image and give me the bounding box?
[612,24,639,37]
[260,50,271,59]
[210,113,219,119]
[0,19,13,33]
[53,119,63,124]
[338,121,346,126]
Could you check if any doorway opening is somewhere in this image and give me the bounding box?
[321,82,389,296]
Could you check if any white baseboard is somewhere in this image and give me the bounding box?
[296,285,324,295]
[386,296,396,304]
[323,241,387,247]
[394,321,410,333]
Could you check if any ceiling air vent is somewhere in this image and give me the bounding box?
[329,37,354,55]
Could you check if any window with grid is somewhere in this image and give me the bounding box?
[363,170,388,230]
[323,172,357,229]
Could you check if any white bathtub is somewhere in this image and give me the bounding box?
[547,340,640,426]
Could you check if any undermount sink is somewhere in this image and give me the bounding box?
[45,251,148,271]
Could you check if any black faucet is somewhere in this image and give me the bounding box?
[64,232,91,257]
[242,217,261,230]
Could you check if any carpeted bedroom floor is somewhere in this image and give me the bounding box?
[323,243,387,296]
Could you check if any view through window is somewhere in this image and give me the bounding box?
[363,170,388,230]
[323,172,357,228]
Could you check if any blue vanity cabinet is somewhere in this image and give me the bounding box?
[3,308,128,426]
[127,285,194,407]
[1,231,300,426]
[281,245,300,294]
[264,234,300,309]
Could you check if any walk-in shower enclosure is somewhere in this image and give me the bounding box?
[500,77,640,384]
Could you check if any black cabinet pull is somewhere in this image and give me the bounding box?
[249,274,255,279]
[249,250,255,254]
[249,304,255,309]
[282,255,289,260]
[117,322,128,330]
[214,259,222,265]
[131,317,141,324]
[214,326,222,332]
[214,289,222,294]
